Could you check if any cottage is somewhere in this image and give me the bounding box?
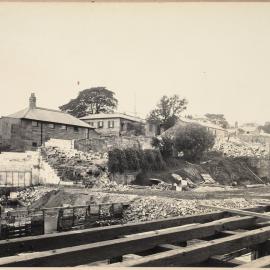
[0,93,95,151]
[162,116,228,139]
[80,112,158,137]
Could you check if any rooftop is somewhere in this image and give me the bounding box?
[80,112,146,123]
[6,93,92,128]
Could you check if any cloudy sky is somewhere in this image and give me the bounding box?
[1,2,270,125]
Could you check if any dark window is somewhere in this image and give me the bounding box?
[32,142,37,147]
[32,121,38,127]
[48,123,55,129]
[89,122,94,127]
[74,126,79,132]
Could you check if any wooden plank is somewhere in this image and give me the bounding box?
[0,204,268,257]
[115,225,270,267]
[200,204,270,220]
[0,210,227,257]
[0,216,259,266]
[237,254,270,268]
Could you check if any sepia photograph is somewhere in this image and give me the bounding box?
[1,1,270,267]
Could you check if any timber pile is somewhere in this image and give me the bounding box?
[1,204,270,267]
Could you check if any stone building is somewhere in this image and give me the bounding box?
[0,93,95,151]
[163,116,229,139]
[80,112,159,137]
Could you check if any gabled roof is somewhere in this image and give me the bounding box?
[178,117,227,131]
[7,107,92,128]
[162,117,228,138]
[80,112,146,123]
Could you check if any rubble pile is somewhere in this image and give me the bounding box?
[150,182,172,190]
[123,196,258,223]
[17,186,55,206]
[213,137,269,158]
[41,146,109,184]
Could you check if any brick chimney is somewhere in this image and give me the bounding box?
[29,93,36,109]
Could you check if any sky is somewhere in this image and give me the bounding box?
[1,2,270,126]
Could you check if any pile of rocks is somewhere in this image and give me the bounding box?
[213,137,269,158]
[41,146,109,184]
[150,182,172,191]
[17,186,55,207]
[123,196,258,223]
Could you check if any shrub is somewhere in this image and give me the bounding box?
[124,148,140,171]
[108,148,165,173]
[151,136,174,159]
[174,123,215,162]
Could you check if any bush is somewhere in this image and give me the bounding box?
[124,148,140,171]
[108,148,128,173]
[108,148,165,173]
[174,123,215,162]
[151,136,174,159]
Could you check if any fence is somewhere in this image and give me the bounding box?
[0,171,32,187]
[0,202,127,239]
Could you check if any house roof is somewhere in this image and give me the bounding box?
[7,107,92,128]
[178,117,227,131]
[80,113,146,123]
[162,117,227,138]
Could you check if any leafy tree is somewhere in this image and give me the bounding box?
[151,135,174,159]
[174,123,215,162]
[147,95,188,131]
[59,87,118,118]
[259,123,270,134]
[205,113,229,129]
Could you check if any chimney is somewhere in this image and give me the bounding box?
[29,93,36,109]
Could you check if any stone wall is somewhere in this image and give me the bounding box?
[239,134,270,145]
[247,157,270,181]
[74,135,153,153]
[0,117,23,151]
[0,117,95,151]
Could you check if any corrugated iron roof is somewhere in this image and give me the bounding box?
[80,112,146,123]
[7,107,92,128]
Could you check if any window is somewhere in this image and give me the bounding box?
[48,123,55,129]
[32,142,37,147]
[89,122,94,127]
[108,120,114,128]
[60,125,67,130]
[98,121,104,128]
[74,126,79,132]
[32,121,38,127]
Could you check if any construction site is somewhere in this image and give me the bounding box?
[1,132,270,267]
[2,3,270,267]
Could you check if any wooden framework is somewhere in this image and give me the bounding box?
[0,204,270,267]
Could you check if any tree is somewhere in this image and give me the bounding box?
[59,87,118,118]
[151,135,174,159]
[205,113,229,129]
[259,122,270,134]
[174,123,215,162]
[147,95,188,131]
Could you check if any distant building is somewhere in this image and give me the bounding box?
[80,112,159,137]
[162,116,228,138]
[0,93,95,151]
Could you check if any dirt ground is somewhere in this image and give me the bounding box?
[19,185,270,225]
